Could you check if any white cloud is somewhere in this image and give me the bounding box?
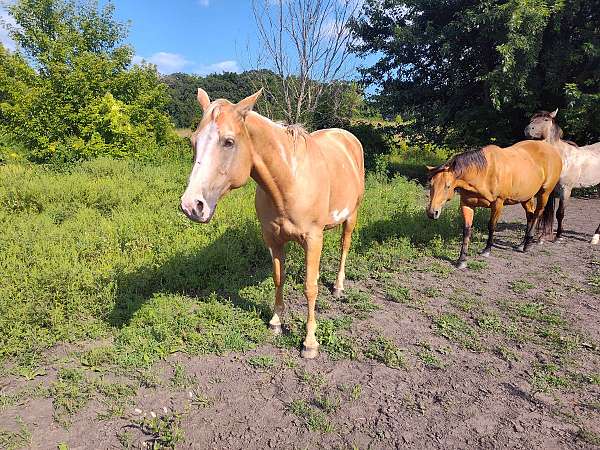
[133,51,240,76]
[195,60,240,75]
[134,52,191,74]
[0,8,16,51]
[198,0,211,6]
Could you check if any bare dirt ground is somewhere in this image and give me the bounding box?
[1,198,599,449]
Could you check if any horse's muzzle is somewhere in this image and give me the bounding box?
[427,209,441,220]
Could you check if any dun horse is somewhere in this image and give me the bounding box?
[426,141,562,269]
[181,88,365,358]
[525,109,600,244]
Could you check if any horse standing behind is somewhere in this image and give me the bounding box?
[181,88,365,358]
[426,141,562,269]
[525,109,600,244]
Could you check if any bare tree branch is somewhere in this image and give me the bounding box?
[251,0,361,126]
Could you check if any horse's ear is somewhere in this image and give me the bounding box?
[235,89,263,118]
[550,108,558,118]
[197,88,211,112]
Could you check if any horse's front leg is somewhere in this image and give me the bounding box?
[480,200,504,257]
[457,204,474,269]
[301,232,323,359]
[266,240,286,335]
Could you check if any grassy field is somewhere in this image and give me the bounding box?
[0,157,485,371]
[1,156,599,448]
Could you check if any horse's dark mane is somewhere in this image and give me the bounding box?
[448,148,488,177]
[428,148,488,179]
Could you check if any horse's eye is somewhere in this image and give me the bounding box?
[223,137,235,148]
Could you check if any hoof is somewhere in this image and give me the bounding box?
[333,288,344,298]
[591,234,600,245]
[269,323,282,335]
[456,260,467,270]
[479,250,491,258]
[301,345,319,359]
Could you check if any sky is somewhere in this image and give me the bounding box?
[0,0,373,78]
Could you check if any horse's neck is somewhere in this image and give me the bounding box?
[246,113,302,214]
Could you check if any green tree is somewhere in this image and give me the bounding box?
[0,0,174,162]
[351,0,600,146]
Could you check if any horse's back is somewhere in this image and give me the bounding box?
[485,141,562,199]
[310,128,365,189]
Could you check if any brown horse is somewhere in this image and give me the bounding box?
[181,88,365,358]
[525,109,600,243]
[426,141,562,269]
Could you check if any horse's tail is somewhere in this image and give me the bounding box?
[537,191,556,238]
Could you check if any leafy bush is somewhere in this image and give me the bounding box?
[0,0,175,163]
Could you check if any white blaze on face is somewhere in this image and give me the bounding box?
[332,208,350,223]
[181,121,220,221]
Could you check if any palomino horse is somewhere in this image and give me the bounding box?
[181,88,365,358]
[426,141,562,269]
[525,109,600,244]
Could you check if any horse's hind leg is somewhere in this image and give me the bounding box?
[521,192,551,252]
[517,199,535,252]
[333,210,358,298]
[457,204,474,269]
[266,240,286,335]
[480,199,504,257]
[556,186,571,240]
[591,223,600,245]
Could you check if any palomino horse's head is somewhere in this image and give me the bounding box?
[180,88,262,223]
[426,165,456,219]
[524,109,561,141]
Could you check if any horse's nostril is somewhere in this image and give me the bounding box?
[194,199,205,215]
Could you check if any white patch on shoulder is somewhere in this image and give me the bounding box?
[591,234,600,245]
[332,208,350,222]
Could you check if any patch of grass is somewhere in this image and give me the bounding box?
[314,394,340,414]
[50,368,94,427]
[433,313,482,352]
[247,355,276,370]
[135,411,184,448]
[169,363,197,389]
[531,363,571,392]
[516,302,564,325]
[467,260,488,271]
[364,335,405,369]
[189,389,213,409]
[0,417,31,450]
[509,279,535,294]
[384,283,411,303]
[350,384,362,400]
[417,349,444,369]
[94,379,137,420]
[297,369,326,390]
[423,286,441,298]
[0,384,49,410]
[289,399,333,433]
[577,428,600,446]
[341,288,380,317]
[317,317,357,360]
[449,290,481,313]
[495,345,519,362]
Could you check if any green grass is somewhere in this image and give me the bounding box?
[289,399,333,433]
[0,157,471,371]
[364,335,406,369]
[509,279,535,294]
[0,417,31,450]
[247,355,276,369]
[433,313,482,352]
